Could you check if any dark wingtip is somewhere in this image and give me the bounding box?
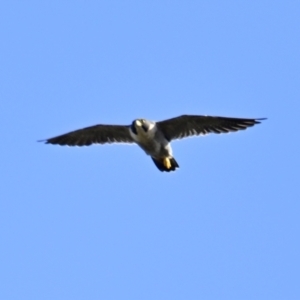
[37,139,56,145]
[255,118,267,124]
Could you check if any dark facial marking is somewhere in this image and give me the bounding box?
[142,121,150,132]
[130,121,137,135]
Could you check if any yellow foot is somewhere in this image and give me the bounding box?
[163,158,171,169]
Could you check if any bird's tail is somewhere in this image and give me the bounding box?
[151,157,179,172]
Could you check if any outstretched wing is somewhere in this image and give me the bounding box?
[40,124,134,146]
[157,115,266,141]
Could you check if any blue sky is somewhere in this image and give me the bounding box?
[1,1,299,299]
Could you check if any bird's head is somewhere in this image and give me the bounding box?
[131,119,151,134]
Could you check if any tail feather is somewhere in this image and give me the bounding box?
[151,157,179,172]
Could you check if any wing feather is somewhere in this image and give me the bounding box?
[40,124,134,146]
[157,115,266,141]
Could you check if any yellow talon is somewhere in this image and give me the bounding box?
[163,158,171,169]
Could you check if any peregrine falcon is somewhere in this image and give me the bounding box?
[41,115,266,172]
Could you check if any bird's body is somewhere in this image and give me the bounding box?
[41,114,266,172]
[129,119,177,171]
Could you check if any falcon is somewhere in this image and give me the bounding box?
[41,115,266,172]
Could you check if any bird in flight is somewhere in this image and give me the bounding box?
[41,115,266,172]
